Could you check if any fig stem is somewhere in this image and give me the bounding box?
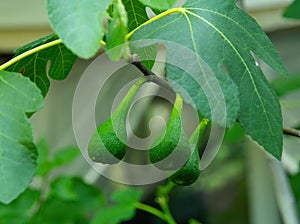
[113,76,146,115]
[190,118,209,145]
[156,181,177,224]
[135,202,166,221]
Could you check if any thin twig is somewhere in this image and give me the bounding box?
[283,127,300,138]
[128,54,157,77]
[128,54,175,93]
[146,75,174,93]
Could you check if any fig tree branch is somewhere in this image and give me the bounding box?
[128,54,175,93]
[283,127,300,138]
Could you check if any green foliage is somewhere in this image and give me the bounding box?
[0,0,293,222]
[91,188,142,224]
[138,0,177,10]
[88,77,146,164]
[1,140,174,224]
[189,219,202,224]
[131,0,287,159]
[0,142,104,224]
[284,0,300,19]
[32,177,105,224]
[35,139,80,177]
[150,94,191,170]
[0,71,43,204]
[47,0,111,59]
[7,34,76,96]
[106,0,130,60]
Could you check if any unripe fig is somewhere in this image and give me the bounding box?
[150,94,191,170]
[170,118,209,185]
[88,77,146,164]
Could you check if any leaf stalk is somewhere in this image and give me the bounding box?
[0,39,62,71]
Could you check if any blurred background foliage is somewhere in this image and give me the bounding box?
[0,0,300,223]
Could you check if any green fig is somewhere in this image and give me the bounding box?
[170,118,209,186]
[150,94,191,170]
[88,77,146,164]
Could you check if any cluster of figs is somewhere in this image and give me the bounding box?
[88,77,208,185]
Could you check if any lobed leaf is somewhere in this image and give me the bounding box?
[131,0,287,158]
[32,177,104,223]
[47,0,111,59]
[0,71,43,204]
[7,34,76,96]
[91,188,142,224]
[0,189,40,224]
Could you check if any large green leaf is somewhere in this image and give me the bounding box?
[284,0,300,19]
[131,0,287,158]
[7,34,76,96]
[47,0,112,59]
[0,71,43,204]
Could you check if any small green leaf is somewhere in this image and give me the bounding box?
[0,189,40,224]
[111,188,142,204]
[284,0,300,19]
[91,188,142,224]
[50,177,78,201]
[51,147,79,167]
[106,0,130,60]
[47,0,111,59]
[33,177,104,224]
[91,204,136,224]
[7,34,76,96]
[138,0,177,10]
[35,140,79,177]
[0,71,43,204]
[35,139,51,177]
